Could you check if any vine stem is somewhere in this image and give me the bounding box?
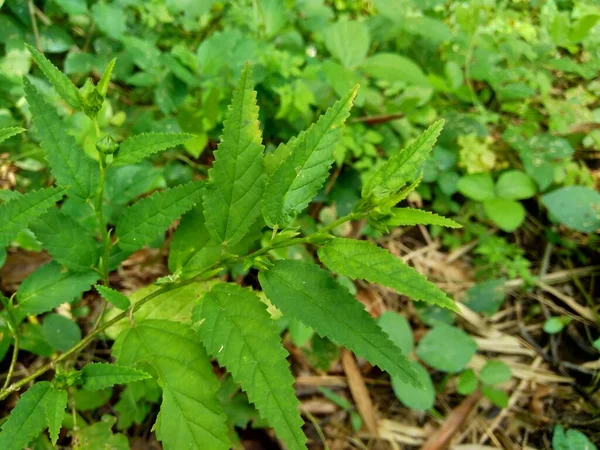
[0,212,363,401]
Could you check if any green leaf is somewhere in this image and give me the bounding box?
[95,285,131,310]
[481,385,508,408]
[72,415,129,450]
[457,173,495,201]
[0,187,66,247]
[416,324,477,373]
[543,316,571,334]
[362,120,444,197]
[0,381,53,450]
[325,19,370,69]
[24,79,99,200]
[113,320,231,450]
[97,57,116,97]
[43,386,68,445]
[193,283,307,450]
[29,208,98,272]
[26,44,81,109]
[80,363,152,391]
[541,186,600,233]
[41,313,81,351]
[259,260,419,386]
[318,238,456,311]
[387,207,461,228]
[495,170,537,200]
[203,65,266,247]
[483,198,525,232]
[552,425,597,450]
[0,126,25,145]
[262,86,358,228]
[116,180,204,252]
[113,132,194,166]
[17,261,99,315]
[361,53,430,86]
[457,369,478,395]
[479,360,511,385]
[391,362,435,411]
[377,312,413,355]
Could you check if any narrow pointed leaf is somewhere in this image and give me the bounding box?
[113,320,230,450]
[262,86,358,228]
[259,260,419,385]
[80,363,151,390]
[43,387,68,445]
[0,187,67,247]
[0,127,25,145]
[95,285,131,310]
[97,57,116,97]
[113,132,194,166]
[318,238,457,311]
[203,65,266,247]
[193,283,307,450]
[388,208,461,228]
[24,79,99,200]
[116,180,204,252]
[26,44,81,109]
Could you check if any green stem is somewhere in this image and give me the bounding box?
[93,119,110,285]
[1,304,20,391]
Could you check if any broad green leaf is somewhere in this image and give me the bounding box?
[193,283,306,450]
[26,44,81,109]
[457,173,495,201]
[259,260,419,385]
[362,120,444,197]
[17,261,99,315]
[325,19,370,69]
[552,425,597,450]
[391,362,435,411]
[0,187,66,247]
[41,313,81,351]
[495,170,537,200]
[481,385,508,408]
[318,238,457,311]
[116,180,204,252]
[113,132,194,166]
[30,208,98,271]
[0,126,25,144]
[416,324,477,373]
[541,186,600,233]
[24,79,99,200]
[43,386,68,445]
[457,369,478,395]
[72,415,129,450]
[97,57,116,97]
[113,320,230,450]
[483,198,525,232]
[203,65,266,247]
[361,53,430,86]
[262,86,358,227]
[95,285,131,310]
[388,207,461,228]
[377,312,413,355]
[0,381,53,450]
[80,363,151,391]
[479,360,511,385]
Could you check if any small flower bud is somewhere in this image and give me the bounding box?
[96,135,119,155]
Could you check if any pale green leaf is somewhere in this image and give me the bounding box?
[325,20,370,69]
[203,65,266,247]
[116,180,204,252]
[24,79,99,200]
[259,260,419,386]
[318,238,457,311]
[0,127,25,145]
[361,53,430,86]
[97,57,116,97]
[262,86,358,227]
[43,386,68,445]
[0,187,66,247]
[193,283,307,450]
[483,198,525,232]
[113,320,230,450]
[26,44,81,109]
[113,132,194,166]
[387,207,461,228]
[80,363,151,390]
[95,285,130,310]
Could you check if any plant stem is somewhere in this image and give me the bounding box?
[1,306,20,391]
[93,119,110,285]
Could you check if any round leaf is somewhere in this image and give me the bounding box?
[457,369,478,395]
[41,313,82,351]
[479,360,511,385]
[391,361,435,411]
[456,173,495,201]
[541,186,600,233]
[416,324,477,373]
[495,170,537,200]
[483,198,525,232]
[378,311,414,355]
[481,385,509,408]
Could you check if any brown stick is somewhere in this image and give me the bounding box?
[341,349,378,436]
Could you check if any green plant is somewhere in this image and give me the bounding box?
[0,52,461,449]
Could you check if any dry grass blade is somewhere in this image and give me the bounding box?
[340,349,378,436]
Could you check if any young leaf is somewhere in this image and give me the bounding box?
[0,187,67,247]
[116,180,204,252]
[113,320,230,450]
[388,208,461,228]
[113,132,194,166]
[0,127,26,145]
[80,363,151,390]
[0,381,53,450]
[193,283,307,450]
[362,120,444,197]
[29,208,99,271]
[26,44,81,110]
[259,260,419,386]
[262,85,358,228]
[24,79,99,200]
[318,238,457,311]
[202,65,266,247]
[95,285,131,310]
[97,57,116,97]
[43,386,68,445]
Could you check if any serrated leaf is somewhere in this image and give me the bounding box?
[0,381,53,450]
[26,44,81,109]
[113,320,230,450]
[259,260,419,386]
[80,363,151,390]
[24,79,99,200]
[97,57,116,97]
[362,120,444,197]
[95,285,130,310]
[262,86,358,228]
[30,208,99,271]
[318,239,457,311]
[387,208,461,228]
[0,187,66,247]
[113,132,194,166]
[43,386,68,445]
[0,127,25,145]
[116,180,204,252]
[193,283,306,450]
[203,65,266,247]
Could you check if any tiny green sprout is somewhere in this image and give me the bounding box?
[79,78,104,119]
[96,135,119,155]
